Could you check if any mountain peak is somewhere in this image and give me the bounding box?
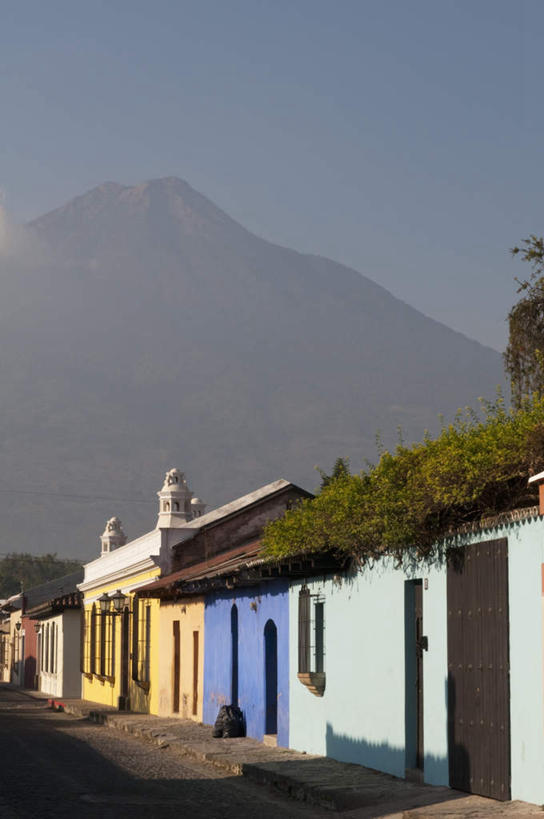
[27,176,248,252]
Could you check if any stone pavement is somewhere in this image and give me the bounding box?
[15,689,544,817]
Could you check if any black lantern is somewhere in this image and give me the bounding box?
[34,622,41,633]
[98,592,111,614]
[15,621,21,632]
[110,589,127,614]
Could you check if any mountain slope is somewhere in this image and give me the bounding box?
[0,177,504,558]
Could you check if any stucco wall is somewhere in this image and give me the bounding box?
[288,517,544,802]
[203,582,289,747]
[156,598,204,720]
[288,560,449,784]
[62,610,82,698]
[174,489,308,570]
[82,567,160,710]
[22,616,38,689]
[10,611,23,686]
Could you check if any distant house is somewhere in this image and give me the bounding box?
[23,569,84,698]
[0,593,22,685]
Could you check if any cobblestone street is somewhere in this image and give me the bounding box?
[3,688,543,819]
[0,689,328,819]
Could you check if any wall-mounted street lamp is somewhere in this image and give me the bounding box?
[34,622,41,633]
[15,621,21,632]
[98,590,127,615]
[110,589,127,614]
[98,592,111,615]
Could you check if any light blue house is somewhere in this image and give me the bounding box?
[288,498,544,806]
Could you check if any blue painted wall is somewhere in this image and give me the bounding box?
[203,581,289,747]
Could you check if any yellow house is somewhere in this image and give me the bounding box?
[154,596,204,721]
[78,468,206,714]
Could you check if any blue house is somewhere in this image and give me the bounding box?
[204,575,290,746]
[194,544,340,747]
[142,478,335,747]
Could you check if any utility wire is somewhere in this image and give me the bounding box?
[0,488,155,504]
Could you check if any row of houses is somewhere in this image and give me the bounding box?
[3,466,544,806]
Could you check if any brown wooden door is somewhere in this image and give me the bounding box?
[120,608,130,708]
[172,621,180,713]
[447,538,510,800]
[192,631,199,716]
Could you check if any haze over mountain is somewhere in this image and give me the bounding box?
[0,177,504,559]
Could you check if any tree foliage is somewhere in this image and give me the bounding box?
[317,457,350,489]
[263,394,544,563]
[0,553,82,599]
[505,235,544,406]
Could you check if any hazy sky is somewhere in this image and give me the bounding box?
[1,0,542,351]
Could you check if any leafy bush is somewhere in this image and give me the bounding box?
[263,394,544,562]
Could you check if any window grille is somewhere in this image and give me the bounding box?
[45,623,50,673]
[80,608,88,673]
[99,610,113,677]
[131,596,139,681]
[298,585,325,674]
[314,601,325,673]
[298,586,311,673]
[133,598,151,684]
[99,612,114,679]
[51,623,56,675]
[90,604,97,675]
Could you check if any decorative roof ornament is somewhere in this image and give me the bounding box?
[157,467,196,528]
[100,516,127,555]
[191,496,206,518]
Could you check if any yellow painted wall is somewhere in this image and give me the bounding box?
[155,597,204,721]
[81,566,160,711]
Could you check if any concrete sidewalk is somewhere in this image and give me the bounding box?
[15,688,543,817]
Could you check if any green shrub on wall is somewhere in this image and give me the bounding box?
[263,394,544,562]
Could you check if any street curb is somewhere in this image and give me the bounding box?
[57,701,341,809]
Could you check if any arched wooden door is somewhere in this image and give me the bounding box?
[264,619,278,736]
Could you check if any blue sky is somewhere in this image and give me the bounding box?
[1,0,543,350]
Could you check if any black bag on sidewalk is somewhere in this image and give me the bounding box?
[212,704,244,738]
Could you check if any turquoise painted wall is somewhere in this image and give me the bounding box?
[288,559,449,785]
[289,514,544,803]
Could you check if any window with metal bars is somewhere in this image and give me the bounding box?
[132,597,151,684]
[44,623,50,672]
[98,610,114,678]
[105,612,115,678]
[90,604,97,675]
[51,623,57,675]
[298,585,325,674]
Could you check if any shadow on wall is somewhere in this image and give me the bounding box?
[325,723,448,783]
[447,674,470,794]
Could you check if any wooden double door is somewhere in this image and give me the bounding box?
[447,539,510,801]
